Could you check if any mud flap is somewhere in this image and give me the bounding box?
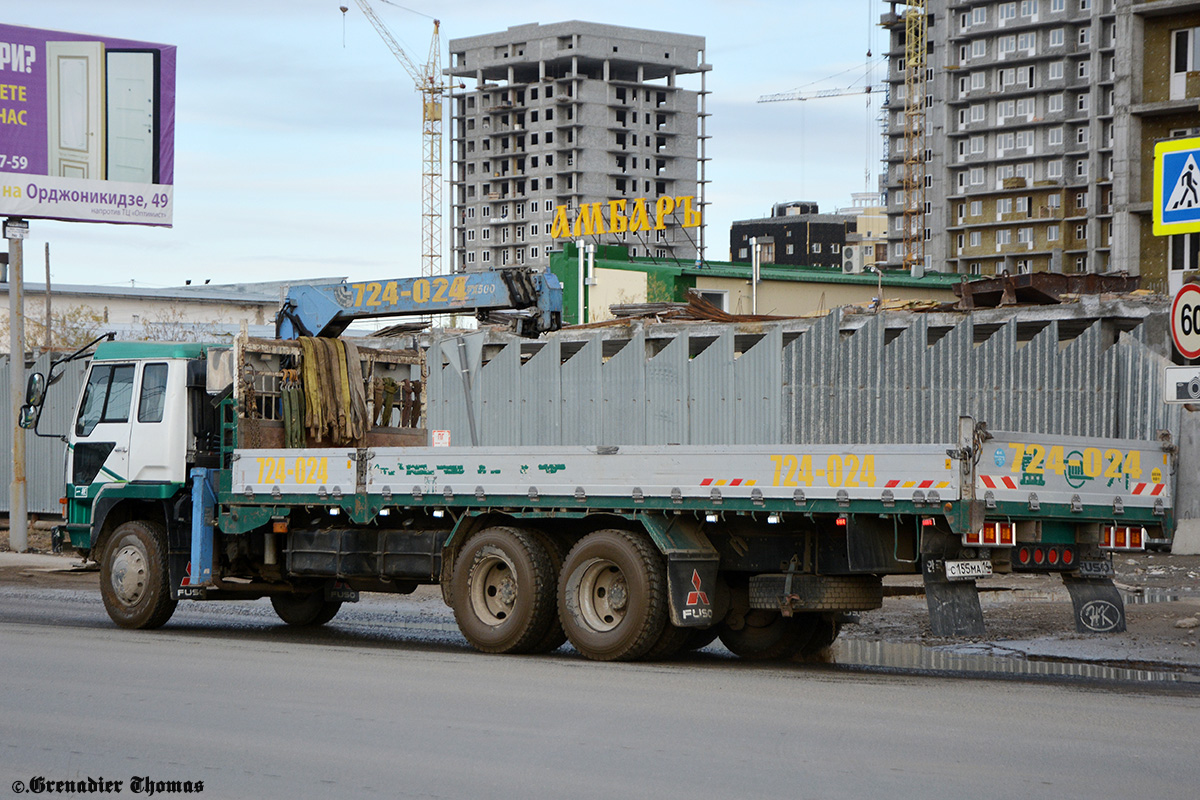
[1062,575,1126,633]
[922,559,986,637]
[666,559,720,627]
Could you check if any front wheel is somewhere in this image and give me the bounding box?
[558,529,667,661]
[99,520,177,630]
[270,592,343,626]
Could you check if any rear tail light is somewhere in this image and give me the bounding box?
[1101,524,1147,552]
[964,521,1016,547]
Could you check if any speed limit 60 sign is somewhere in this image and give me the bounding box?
[1172,284,1200,358]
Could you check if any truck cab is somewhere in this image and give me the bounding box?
[63,341,222,557]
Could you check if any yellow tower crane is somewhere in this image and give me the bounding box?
[901,0,927,272]
[349,0,448,279]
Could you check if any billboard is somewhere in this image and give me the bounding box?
[0,23,176,226]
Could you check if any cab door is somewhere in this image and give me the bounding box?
[70,362,136,495]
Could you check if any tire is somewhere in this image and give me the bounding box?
[642,622,692,661]
[451,526,557,655]
[796,613,842,657]
[99,520,177,630]
[719,610,818,661]
[524,530,568,654]
[558,529,667,662]
[270,592,343,626]
[681,626,720,653]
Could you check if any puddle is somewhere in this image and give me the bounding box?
[1122,589,1185,605]
[831,638,1200,685]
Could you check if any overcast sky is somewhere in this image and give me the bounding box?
[7,1,888,288]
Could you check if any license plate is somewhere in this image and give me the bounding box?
[945,560,993,581]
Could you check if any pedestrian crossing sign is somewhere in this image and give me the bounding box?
[1154,137,1200,235]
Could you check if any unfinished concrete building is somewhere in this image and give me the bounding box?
[882,0,1200,291]
[445,21,710,273]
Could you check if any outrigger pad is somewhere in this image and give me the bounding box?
[922,560,986,637]
[1062,575,1126,634]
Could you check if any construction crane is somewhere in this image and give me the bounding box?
[348,0,448,279]
[757,85,883,104]
[901,0,927,273]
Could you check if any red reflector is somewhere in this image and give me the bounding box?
[1048,548,1060,565]
[1018,547,1030,564]
[983,523,997,545]
[1131,528,1143,548]
[1034,548,1045,564]
[1062,548,1074,566]
[922,518,935,527]
[1115,527,1127,548]
[836,517,848,527]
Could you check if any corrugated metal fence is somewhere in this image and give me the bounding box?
[428,311,1179,447]
[0,353,87,515]
[2,313,1178,514]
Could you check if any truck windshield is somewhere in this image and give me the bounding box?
[76,364,135,437]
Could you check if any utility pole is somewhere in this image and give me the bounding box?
[5,217,28,553]
[44,242,51,351]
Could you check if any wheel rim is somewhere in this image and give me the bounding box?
[469,554,518,626]
[110,543,148,607]
[574,558,628,633]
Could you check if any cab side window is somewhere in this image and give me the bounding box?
[75,364,136,437]
[138,363,169,423]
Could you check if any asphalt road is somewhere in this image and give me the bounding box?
[2,584,1199,800]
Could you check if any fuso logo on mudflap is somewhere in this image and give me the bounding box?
[682,569,713,622]
[177,561,207,599]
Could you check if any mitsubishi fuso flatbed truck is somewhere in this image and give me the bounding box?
[20,269,1175,660]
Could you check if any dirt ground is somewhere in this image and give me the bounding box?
[4,525,1199,670]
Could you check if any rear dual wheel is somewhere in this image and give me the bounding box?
[558,529,667,662]
[452,526,559,655]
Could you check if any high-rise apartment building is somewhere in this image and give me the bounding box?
[445,22,709,273]
[882,0,1200,291]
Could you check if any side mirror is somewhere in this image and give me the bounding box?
[25,372,46,407]
[18,404,40,430]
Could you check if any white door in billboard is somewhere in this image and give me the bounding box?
[47,40,106,180]
[106,51,156,184]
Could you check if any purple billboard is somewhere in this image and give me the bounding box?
[0,24,176,226]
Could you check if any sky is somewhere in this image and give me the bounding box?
[4,0,889,289]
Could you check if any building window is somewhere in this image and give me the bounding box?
[1077,93,1090,112]
[999,36,1017,55]
[1075,255,1087,273]
[1075,223,1087,239]
[1018,227,1033,243]
[1049,61,1063,80]
[1050,29,1064,47]
[1078,60,1090,79]
[1000,3,1016,21]
[1076,191,1088,209]
[1170,233,1200,272]
[1048,225,1059,241]
[971,201,982,216]
[970,231,982,247]
[997,230,1012,245]
[1021,0,1038,14]
[1049,128,1063,146]
[1051,0,1064,10]
[971,71,986,90]
[971,104,986,122]
[482,251,491,263]
[972,39,986,58]
[1048,94,1064,113]
[999,197,1014,215]
[786,244,794,255]
[973,7,986,24]
[1079,27,1090,46]
[971,167,985,185]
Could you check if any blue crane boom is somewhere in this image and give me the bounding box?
[275,267,563,339]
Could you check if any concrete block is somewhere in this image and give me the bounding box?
[1171,519,1200,555]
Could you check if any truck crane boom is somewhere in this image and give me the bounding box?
[275,267,563,339]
